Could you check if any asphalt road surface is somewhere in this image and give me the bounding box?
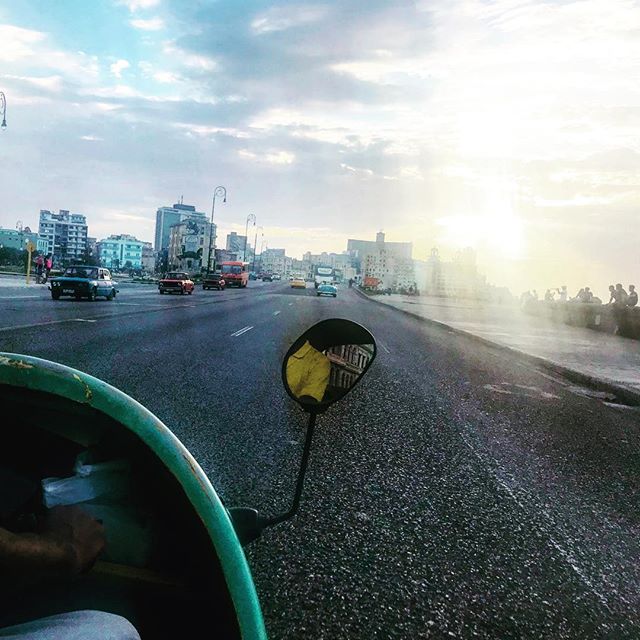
[2,280,640,639]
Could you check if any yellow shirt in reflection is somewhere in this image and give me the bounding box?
[286,340,331,402]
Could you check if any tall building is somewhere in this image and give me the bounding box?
[347,232,412,272]
[260,248,292,276]
[154,203,208,251]
[349,232,414,290]
[141,242,155,273]
[97,234,144,270]
[38,209,89,265]
[167,219,215,272]
[422,247,487,299]
[226,232,247,254]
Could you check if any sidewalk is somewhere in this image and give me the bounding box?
[361,291,640,403]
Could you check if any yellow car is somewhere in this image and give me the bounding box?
[290,278,306,289]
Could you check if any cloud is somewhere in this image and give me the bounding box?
[0,24,46,61]
[110,59,130,78]
[2,74,63,92]
[251,4,330,34]
[238,149,296,165]
[116,0,160,11]
[153,70,179,83]
[130,16,164,30]
[162,41,218,71]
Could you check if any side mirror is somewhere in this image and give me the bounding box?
[230,318,376,545]
[282,318,376,413]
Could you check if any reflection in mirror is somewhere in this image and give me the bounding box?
[283,319,376,411]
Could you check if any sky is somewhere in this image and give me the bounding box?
[1,0,640,298]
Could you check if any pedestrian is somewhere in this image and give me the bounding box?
[34,254,44,284]
[615,283,628,305]
[544,289,554,302]
[557,286,568,302]
[44,254,53,282]
[628,284,638,307]
[583,287,593,303]
[609,283,629,336]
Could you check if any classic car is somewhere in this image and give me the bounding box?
[202,272,226,290]
[158,272,195,295]
[290,278,306,289]
[49,265,118,301]
[316,283,338,298]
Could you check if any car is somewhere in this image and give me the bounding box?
[49,265,118,301]
[262,274,273,282]
[202,272,226,290]
[158,272,195,295]
[290,278,306,289]
[316,283,338,298]
[273,273,281,281]
[249,272,258,281]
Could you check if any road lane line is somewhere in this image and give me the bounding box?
[288,303,293,306]
[231,325,254,337]
[378,341,391,354]
[273,311,281,316]
[73,319,97,323]
[0,318,94,332]
[460,432,612,608]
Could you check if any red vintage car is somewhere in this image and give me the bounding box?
[158,272,195,295]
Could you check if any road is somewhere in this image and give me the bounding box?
[1,280,640,639]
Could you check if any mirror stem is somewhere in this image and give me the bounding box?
[264,412,317,527]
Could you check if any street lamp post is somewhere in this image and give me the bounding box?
[207,186,226,273]
[243,213,256,262]
[0,92,6,130]
[252,225,262,272]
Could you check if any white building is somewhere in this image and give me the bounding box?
[38,209,89,265]
[422,247,488,299]
[358,232,415,290]
[97,234,145,270]
[260,248,292,276]
[141,242,155,273]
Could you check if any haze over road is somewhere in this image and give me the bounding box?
[1,280,639,639]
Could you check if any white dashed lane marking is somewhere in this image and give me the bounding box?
[231,325,254,337]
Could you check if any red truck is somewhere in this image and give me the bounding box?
[220,261,249,288]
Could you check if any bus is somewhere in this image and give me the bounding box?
[314,266,335,289]
[220,261,250,288]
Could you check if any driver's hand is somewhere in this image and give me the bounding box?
[44,505,106,575]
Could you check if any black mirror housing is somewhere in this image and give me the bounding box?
[282,319,376,414]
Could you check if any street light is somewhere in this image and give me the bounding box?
[243,213,256,262]
[252,225,263,272]
[207,186,226,273]
[0,92,6,130]
[258,231,265,273]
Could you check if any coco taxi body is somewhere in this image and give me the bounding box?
[0,319,376,639]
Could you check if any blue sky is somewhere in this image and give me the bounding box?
[1,0,640,296]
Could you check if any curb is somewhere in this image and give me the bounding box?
[355,288,640,407]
